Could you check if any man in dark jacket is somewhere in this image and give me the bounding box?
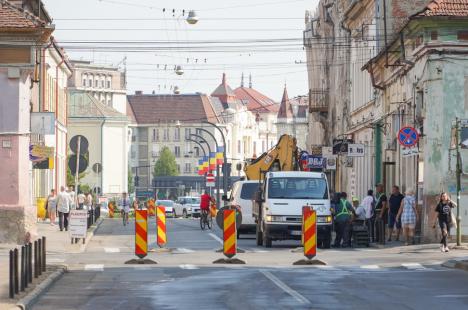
[333,192,354,248]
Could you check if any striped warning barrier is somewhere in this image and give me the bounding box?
[157,206,167,247]
[135,210,148,259]
[303,207,317,259]
[223,209,236,258]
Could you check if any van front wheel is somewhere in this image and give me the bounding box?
[256,223,263,246]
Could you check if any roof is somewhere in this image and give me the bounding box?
[127,93,221,124]
[417,0,468,17]
[68,91,128,120]
[126,101,137,123]
[211,73,236,97]
[0,0,47,29]
[233,87,279,113]
[277,86,293,119]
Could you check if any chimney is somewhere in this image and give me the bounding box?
[135,90,143,95]
[241,72,244,87]
[249,73,252,88]
[222,72,226,84]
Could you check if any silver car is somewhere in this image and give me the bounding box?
[174,196,201,218]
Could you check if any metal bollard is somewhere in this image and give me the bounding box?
[9,250,14,298]
[14,248,19,294]
[34,240,38,278]
[42,236,46,272]
[28,243,32,284]
[38,239,42,276]
[21,246,25,292]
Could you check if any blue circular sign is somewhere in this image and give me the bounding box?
[398,126,419,147]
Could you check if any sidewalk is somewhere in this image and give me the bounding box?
[0,218,102,308]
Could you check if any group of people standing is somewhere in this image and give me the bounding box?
[45,186,93,231]
[331,184,457,252]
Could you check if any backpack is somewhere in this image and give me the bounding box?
[370,197,376,219]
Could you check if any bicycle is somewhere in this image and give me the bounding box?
[121,210,129,226]
[200,209,213,230]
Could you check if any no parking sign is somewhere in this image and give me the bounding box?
[398,126,419,147]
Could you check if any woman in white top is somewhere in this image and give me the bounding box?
[46,189,57,225]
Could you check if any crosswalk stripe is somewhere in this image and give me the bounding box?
[104,247,120,253]
[85,264,104,271]
[360,265,380,270]
[174,248,195,253]
[179,264,199,270]
[401,263,426,270]
[48,258,65,263]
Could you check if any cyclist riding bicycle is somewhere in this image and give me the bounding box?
[119,192,131,226]
[200,190,213,215]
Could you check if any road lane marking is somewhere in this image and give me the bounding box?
[104,247,120,253]
[48,258,65,263]
[401,263,426,270]
[84,264,104,271]
[179,264,199,270]
[435,295,468,298]
[174,248,195,253]
[260,270,311,305]
[209,233,223,245]
[360,265,380,270]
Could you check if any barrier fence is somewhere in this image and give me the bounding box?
[9,237,47,299]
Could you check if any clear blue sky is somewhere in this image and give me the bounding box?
[43,0,319,101]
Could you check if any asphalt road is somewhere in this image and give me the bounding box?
[33,218,468,309]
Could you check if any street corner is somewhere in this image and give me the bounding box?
[442,257,468,272]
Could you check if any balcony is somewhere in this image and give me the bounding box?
[309,89,329,113]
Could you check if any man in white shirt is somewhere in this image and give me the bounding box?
[56,186,72,231]
[361,189,376,242]
[77,191,86,210]
[68,186,77,210]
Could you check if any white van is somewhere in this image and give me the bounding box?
[228,180,259,235]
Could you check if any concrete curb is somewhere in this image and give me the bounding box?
[80,218,104,253]
[442,259,468,272]
[13,266,67,310]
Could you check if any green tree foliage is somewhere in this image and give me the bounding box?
[153,147,178,177]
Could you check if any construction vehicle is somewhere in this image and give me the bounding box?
[241,135,333,248]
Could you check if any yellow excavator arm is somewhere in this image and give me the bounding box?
[243,134,298,180]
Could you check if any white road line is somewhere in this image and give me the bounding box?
[179,264,199,270]
[47,258,65,263]
[104,247,120,253]
[435,295,468,298]
[360,265,380,270]
[174,248,195,253]
[84,264,104,271]
[401,263,426,270]
[260,270,311,305]
[209,233,223,245]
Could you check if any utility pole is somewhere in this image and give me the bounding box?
[455,118,462,246]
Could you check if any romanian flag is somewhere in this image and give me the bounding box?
[209,152,216,170]
[198,159,204,175]
[202,156,209,173]
[216,146,224,165]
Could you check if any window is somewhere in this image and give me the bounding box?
[458,31,468,41]
[107,80,111,88]
[177,164,181,174]
[253,141,257,155]
[185,128,191,140]
[152,129,159,142]
[152,145,159,157]
[82,75,87,87]
[88,79,92,87]
[101,80,105,88]
[262,141,265,153]
[268,177,328,199]
[184,163,192,173]
[240,183,260,200]
[174,146,181,157]
[431,31,438,41]
[196,128,203,136]
[95,79,99,88]
[174,127,180,141]
[237,140,241,153]
[194,147,200,157]
[163,128,169,141]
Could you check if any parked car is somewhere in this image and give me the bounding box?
[174,196,201,218]
[227,180,259,236]
[156,200,176,217]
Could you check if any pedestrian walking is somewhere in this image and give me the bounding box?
[68,185,77,210]
[361,190,376,242]
[77,190,86,210]
[388,185,404,242]
[45,189,57,226]
[374,184,388,243]
[84,192,93,211]
[397,189,417,246]
[56,186,72,231]
[433,192,456,253]
[333,192,354,248]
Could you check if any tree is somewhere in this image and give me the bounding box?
[66,166,87,187]
[153,146,178,177]
[128,164,135,193]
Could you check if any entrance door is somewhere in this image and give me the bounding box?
[383,162,396,194]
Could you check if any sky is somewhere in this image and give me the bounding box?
[43,0,320,101]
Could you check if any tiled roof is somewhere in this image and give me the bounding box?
[126,101,137,123]
[211,73,236,97]
[0,0,47,29]
[417,0,468,16]
[127,93,221,124]
[234,87,279,114]
[277,86,293,119]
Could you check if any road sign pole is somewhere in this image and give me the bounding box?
[455,118,462,246]
[74,136,81,190]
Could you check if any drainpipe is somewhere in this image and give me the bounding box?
[100,119,105,196]
[55,55,65,192]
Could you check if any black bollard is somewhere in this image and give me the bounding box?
[37,239,42,276]
[42,236,46,272]
[34,240,38,278]
[24,244,29,288]
[28,243,32,284]
[9,250,14,298]
[21,246,25,292]
[14,248,19,294]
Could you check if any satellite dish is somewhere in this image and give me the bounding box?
[186,10,199,25]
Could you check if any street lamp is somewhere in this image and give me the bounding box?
[186,10,199,25]
[186,138,206,157]
[202,121,228,204]
[197,128,221,208]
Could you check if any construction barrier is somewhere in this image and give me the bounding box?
[210,203,217,218]
[36,198,47,220]
[223,209,236,258]
[303,207,317,259]
[135,210,148,258]
[157,206,167,247]
[147,199,156,217]
[108,202,115,218]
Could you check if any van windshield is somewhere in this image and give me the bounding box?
[240,183,260,200]
[268,177,328,199]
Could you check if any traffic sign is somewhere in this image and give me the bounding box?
[398,127,419,147]
[206,173,215,187]
[347,144,365,157]
[68,155,88,175]
[70,135,89,154]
